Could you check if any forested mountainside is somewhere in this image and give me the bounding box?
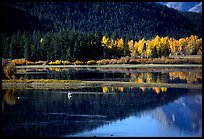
[1,2,202,39]
[1,2,202,62]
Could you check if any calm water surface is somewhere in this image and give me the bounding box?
[16,67,202,84]
[2,68,202,137]
[2,88,202,137]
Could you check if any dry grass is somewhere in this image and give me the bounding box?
[74,60,85,65]
[2,79,82,83]
[11,59,27,65]
[8,56,202,67]
[86,60,96,65]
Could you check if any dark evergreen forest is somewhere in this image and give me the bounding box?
[1,2,202,61]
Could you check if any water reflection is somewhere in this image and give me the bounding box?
[2,87,202,137]
[16,67,202,84]
[2,89,17,109]
[101,86,167,94]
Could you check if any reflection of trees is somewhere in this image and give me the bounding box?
[130,71,202,84]
[169,71,202,84]
[129,71,202,94]
[2,88,189,137]
[47,69,127,80]
[102,86,124,93]
[148,91,202,133]
[101,86,167,94]
[3,89,17,107]
[130,72,168,94]
[16,68,202,83]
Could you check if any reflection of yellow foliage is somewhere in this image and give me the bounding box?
[3,89,16,106]
[48,67,61,71]
[161,87,167,92]
[178,72,186,80]
[140,87,146,91]
[156,78,162,83]
[102,86,124,93]
[102,86,109,93]
[137,78,144,83]
[146,73,153,83]
[186,78,196,84]
[154,87,161,94]
[117,87,124,92]
[169,71,201,83]
[152,87,167,94]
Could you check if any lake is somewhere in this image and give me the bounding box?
[2,67,202,137]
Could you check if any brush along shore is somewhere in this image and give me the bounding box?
[16,64,202,69]
[2,79,202,90]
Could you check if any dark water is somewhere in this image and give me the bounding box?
[2,87,202,137]
[16,67,202,84]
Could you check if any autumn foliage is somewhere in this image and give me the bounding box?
[3,62,16,79]
[128,35,202,58]
[11,59,27,65]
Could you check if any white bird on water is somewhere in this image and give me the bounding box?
[67,92,72,99]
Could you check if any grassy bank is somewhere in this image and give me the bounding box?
[2,79,202,90]
[16,64,202,69]
[7,56,202,66]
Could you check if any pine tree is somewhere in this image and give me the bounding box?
[152,46,158,58]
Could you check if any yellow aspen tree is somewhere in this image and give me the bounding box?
[178,38,187,55]
[128,40,135,57]
[168,38,174,54]
[137,38,146,56]
[172,39,179,55]
[128,40,134,50]
[117,38,124,50]
[186,35,197,55]
[153,35,160,48]
[153,35,161,57]
[146,40,153,58]
[132,41,139,58]
[101,35,108,47]
[196,38,202,54]
[160,36,169,57]
[107,38,114,49]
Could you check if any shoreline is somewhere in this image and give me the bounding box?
[16,64,202,69]
[2,80,202,90]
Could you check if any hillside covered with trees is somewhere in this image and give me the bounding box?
[1,2,202,62]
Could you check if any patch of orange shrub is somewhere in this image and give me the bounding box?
[62,60,72,65]
[74,60,84,65]
[49,60,62,65]
[96,59,110,65]
[86,60,96,65]
[11,59,27,65]
[35,60,45,65]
